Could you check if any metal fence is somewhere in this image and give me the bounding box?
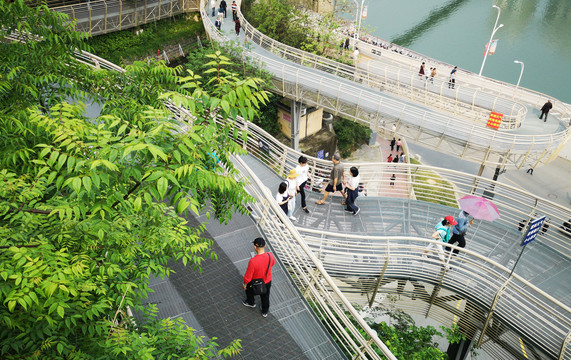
[52,0,199,36]
[198,0,571,169]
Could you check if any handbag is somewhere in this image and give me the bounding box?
[250,253,271,295]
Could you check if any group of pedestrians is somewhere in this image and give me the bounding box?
[211,0,241,35]
[422,210,473,269]
[418,62,457,88]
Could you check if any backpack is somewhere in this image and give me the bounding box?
[434,219,451,243]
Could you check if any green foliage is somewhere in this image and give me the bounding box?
[86,14,205,65]
[0,2,269,358]
[333,117,372,157]
[184,42,281,136]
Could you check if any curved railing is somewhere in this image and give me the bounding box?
[53,0,199,36]
[198,0,571,169]
[227,119,571,359]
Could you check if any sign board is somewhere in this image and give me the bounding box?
[522,216,546,246]
[258,139,270,155]
[317,150,324,159]
[486,111,503,129]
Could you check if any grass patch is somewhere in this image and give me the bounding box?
[410,158,458,207]
[86,14,205,65]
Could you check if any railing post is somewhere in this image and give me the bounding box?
[119,0,122,30]
[368,253,389,308]
[477,277,512,347]
[104,1,108,33]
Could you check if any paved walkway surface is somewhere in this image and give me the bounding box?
[140,210,344,359]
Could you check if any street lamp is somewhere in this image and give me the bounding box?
[479,5,503,77]
[351,0,366,44]
[513,60,524,99]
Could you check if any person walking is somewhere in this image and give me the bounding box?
[539,100,552,122]
[389,174,396,186]
[285,169,298,221]
[295,156,310,214]
[316,154,345,205]
[214,15,222,31]
[446,210,473,255]
[396,138,402,152]
[392,156,399,163]
[344,167,360,215]
[275,182,290,216]
[390,137,396,151]
[429,67,437,84]
[419,62,426,79]
[448,66,457,89]
[231,0,238,21]
[211,0,216,16]
[234,19,241,36]
[422,216,457,267]
[387,154,393,163]
[400,152,405,163]
[242,237,276,318]
[220,0,227,18]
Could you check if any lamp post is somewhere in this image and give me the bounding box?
[351,0,366,44]
[512,60,524,99]
[479,5,503,77]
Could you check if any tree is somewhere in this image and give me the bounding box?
[0,1,269,358]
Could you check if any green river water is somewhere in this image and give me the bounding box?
[361,0,571,103]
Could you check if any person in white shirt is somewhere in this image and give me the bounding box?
[275,182,290,216]
[286,169,299,221]
[295,156,310,214]
[344,167,360,215]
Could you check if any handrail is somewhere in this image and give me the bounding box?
[198,0,571,168]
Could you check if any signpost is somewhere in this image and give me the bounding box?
[509,216,546,277]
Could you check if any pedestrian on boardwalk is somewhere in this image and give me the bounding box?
[539,100,552,122]
[316,154,345,205]
[396,138,402,152]
[541,219,551,235]
[400,152,405,163]
[231,0,238,20]
[220,0,227,17]
[218,5,224,19]
[429,67,437,84]
[244,34,251,49]
[344,37,350,50]
[285,169,298,221]
[295,156,310,214]
[526,167,534,175]
[419,62,426,79]
[387,154,393,163]
[390,137,396,151]
[390,174,396,186]
[446,210,473,255]
[449,66,457,89]
[422,216,457,266]
[242,237,276,318]
[211,0,216,16]
[235,19,241,36]
[214,16,222,31]
[275,182,290,215]
[344,167,361,215]
[392,156,399,163]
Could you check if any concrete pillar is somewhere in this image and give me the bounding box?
[290,99,302,151]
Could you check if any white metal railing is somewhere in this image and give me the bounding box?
[52,0,199,36]
[199,0,571,169]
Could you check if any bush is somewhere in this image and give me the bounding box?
[86,14,205,64]
[333,118,372,157]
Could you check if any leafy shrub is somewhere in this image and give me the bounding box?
[333,118,372,157]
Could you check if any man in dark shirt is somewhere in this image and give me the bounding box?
[539,100,552,122]
[242,237,275,317]
[220,0,227,18]
[316,154,345,205]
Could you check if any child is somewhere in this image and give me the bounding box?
[275,182,290,216]
[295,156,310,213]
[344,167,360,215]
[422,216,457,266]
[286,169,299,221]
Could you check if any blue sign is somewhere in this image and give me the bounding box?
[522,216,546,246]
[317,150,324,159]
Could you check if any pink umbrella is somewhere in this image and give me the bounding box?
[458,195,500,221]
